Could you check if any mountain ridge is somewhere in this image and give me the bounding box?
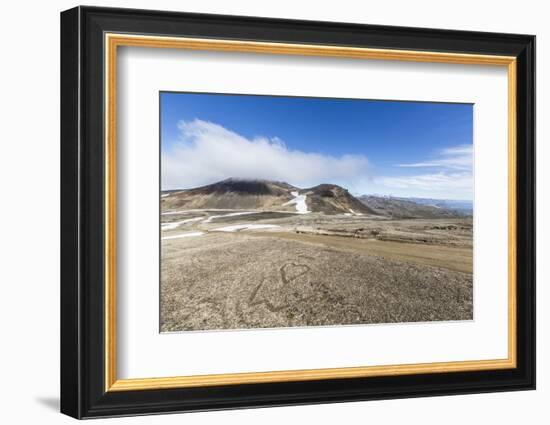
[162,178,377,215]
[358,195,470,218]
[161,178,470,218]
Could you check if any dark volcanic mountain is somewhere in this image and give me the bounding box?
[161,178,376,215]
[187,179,296,196]
[162,179,297,211]
[358,195,468,219]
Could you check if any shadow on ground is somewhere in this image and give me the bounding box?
[35,396,59,411]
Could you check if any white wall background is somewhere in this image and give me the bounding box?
[0,0,545,423]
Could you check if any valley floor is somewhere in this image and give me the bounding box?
[160,210,473,332]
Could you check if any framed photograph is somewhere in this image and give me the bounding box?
[60,6,535,419]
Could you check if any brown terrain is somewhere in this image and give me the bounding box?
[160,179,473,332]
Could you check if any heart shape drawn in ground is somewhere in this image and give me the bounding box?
[280,262,310,285]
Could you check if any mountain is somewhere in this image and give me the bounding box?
[161,178,376,215]
[401,197,473,215]
[303,184,377,215]
[358,195,470,219]
[162,179,296,211]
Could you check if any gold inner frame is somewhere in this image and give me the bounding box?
[104,33,517,392]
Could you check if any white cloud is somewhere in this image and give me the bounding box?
[372,144,473,200]
[162,120,473,200]
[397,144,473,170]
[372,171,473,200]
[162,119,369,190]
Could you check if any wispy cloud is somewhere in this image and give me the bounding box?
[374,144,473,200]
[162,119,369,190]
[376,172,472,195]
[397,144,473,171]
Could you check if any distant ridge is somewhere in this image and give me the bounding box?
[400,197,473,215]
[358,195,471,218]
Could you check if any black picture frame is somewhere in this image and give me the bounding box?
[61,5,535,419]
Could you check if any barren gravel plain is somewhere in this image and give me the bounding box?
[160,210,473,332]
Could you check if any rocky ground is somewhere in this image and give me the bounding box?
[160,210,473,332]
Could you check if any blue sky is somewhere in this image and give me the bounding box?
[161,92,473,200]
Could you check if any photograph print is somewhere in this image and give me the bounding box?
[160,92,474,332]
